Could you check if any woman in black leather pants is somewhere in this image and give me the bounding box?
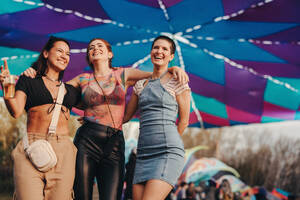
[71,38,139,200]
[74,122,125,200]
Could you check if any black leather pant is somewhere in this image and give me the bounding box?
[73,122,125,200]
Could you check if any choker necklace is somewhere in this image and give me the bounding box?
[44,75,59,82]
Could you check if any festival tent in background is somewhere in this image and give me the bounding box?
[184,157,240,185]
[0,0,300,128]
[180,145,208,180]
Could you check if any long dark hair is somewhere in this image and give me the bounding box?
[151,35,176,55]
[86,38,113,71]
[31,36,70,80]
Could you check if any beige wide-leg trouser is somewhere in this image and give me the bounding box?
[11,133,77,200]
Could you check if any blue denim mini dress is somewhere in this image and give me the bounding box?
[133,77,185,187]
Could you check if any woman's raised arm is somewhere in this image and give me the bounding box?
[1,60,26,118]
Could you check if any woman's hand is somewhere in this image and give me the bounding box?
[0,60,10,84]
[168,66,189,84]
[21,67,36,78]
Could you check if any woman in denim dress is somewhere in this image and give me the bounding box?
[123,35,191,200]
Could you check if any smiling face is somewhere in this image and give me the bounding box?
[43,41,70,72]
[87,39,113,65]
[151,39,174,67]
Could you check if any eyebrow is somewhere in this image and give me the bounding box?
[57,47,70,54]
[153,45,170,49]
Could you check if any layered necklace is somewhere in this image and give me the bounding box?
[44,74,62,86]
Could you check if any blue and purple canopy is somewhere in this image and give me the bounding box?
[1,0,299,128]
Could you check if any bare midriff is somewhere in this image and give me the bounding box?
[26,104,70,135]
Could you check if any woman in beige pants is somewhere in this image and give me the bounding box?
[0,36,80,200]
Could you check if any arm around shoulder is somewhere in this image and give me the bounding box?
[124,68,151,87]
[66,74,81,89]
[168,66,189,84]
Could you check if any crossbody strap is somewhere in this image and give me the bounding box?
[23,82,65,150]
[48,83,65,134]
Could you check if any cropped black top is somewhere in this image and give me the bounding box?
[16,75,80,112]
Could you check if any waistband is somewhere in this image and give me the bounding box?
[83,121,122,135]
[27,132,70,139]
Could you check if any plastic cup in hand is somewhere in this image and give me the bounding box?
[3,75,16,99]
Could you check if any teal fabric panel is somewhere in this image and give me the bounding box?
[192,93,228,119]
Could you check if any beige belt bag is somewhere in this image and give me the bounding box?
[25,140,57,172]
[23,83,65,172]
